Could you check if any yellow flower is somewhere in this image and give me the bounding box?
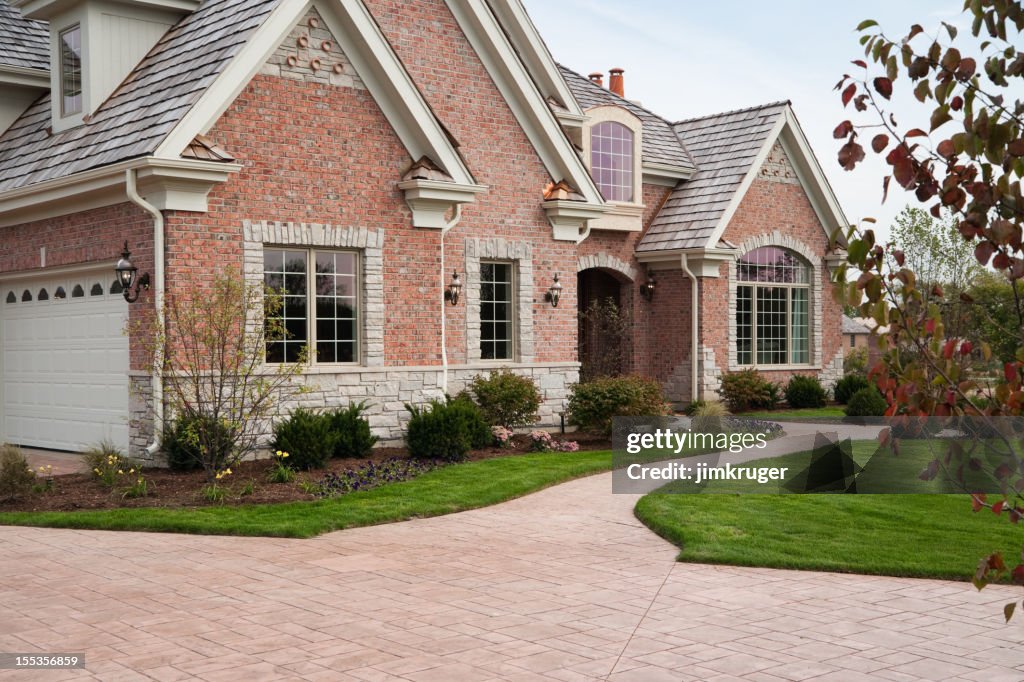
[128,469,135,474]
[93,468,100,474]
[117,469,124,475]
[276,450,283,456]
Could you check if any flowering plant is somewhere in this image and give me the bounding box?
[491,426,514,448]
[529,430,579,453]
[268,450,295,483]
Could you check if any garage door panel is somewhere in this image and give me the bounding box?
[1,273,130,453]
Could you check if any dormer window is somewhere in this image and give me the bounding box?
[59,25,82,117]
[591,121,634,202]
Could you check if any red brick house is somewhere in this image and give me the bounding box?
[0,0,848,459]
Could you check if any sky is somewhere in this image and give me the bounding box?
[521,0,967,242]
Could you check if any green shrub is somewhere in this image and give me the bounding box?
[691,400,730,417]
[845,387,888,417]
[0,445,35,501]
[784,375,827,409]
[405,396,491,462]
[844,346,868,375]
[271,408,338,470]
[718,369,780,412]
[683,399,706,416]
[327,401,378,459]
[161,414,232,472]
[834,374,870,404]
[568,375,667,434]
[466,370,541,429]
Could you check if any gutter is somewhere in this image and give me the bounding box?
[125,169,165,457]
[680,253,699,402]
[439,205,463,396]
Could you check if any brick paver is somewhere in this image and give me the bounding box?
[1,470,1023,680]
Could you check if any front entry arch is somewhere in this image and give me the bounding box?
[577,267,631,382]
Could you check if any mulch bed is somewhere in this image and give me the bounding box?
[1,432,610,513]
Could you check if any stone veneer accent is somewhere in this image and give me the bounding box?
[243,219,384,366]
[128,375,155,462]
[726,232,824,372]
[259,7,365,90]
[464,237,535,363]
[759,141,801,184]
[576,252,637,282]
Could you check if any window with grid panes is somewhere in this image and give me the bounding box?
[735,247,810,366]
[264,248,358,364]
[480,262,514,361]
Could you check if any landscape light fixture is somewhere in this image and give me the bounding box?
[444,270,462,305]
[544,273,562,308]
[114,241,150,303]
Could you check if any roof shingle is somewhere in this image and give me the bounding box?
[0,1,48,72]
[558,65,695,173]
[0,0,280,194]
[637,101,789,252]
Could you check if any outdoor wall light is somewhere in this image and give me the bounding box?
[640,271,656,301]
[444,270,462,305]
[114,241,150,303]
[544,273,562,308]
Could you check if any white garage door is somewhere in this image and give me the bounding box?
[0,271,130,453]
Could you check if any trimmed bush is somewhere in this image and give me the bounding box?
[161,414,233,472]
[328,401,378,459]
[405,397,491,462]
[466,370,541,429]
[845,387,888,417]
[718,369,780,412]
[834,374,870,404]
[271,408,338,470]
[784,375,827,409]
[568,375,666,435]
[0,445,35,501]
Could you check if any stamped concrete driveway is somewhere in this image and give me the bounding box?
[2,470,1024,681]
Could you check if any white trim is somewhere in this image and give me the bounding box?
[0,260,117,282]
[0,157,240,226]
[484,0,584,121]
[0,64,50,89]
[543,200,606,242]
[642,162,692,185]
[444,0,604,206]
[397,179,487,228]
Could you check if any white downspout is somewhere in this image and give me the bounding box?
[125,169,165,457]
[439,204,463,396]
[680,253,699,402]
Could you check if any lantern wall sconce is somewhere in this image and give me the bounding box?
[114,241,150,303]
[640,271,656,301]
[443,270,462,305]
[544,273,562,308]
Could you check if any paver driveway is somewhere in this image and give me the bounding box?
[2,469,1024,681]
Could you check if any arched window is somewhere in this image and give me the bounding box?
[110,280,123,295]
[54,286,67,299]
[591,121,634,202]
[736,247,810,366]
[72,284,85,298]
[21,290,31,302]
[37,288,49,301]
[5,292,15,303]
[90,283,103,296]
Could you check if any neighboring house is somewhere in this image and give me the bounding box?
[843,315,871,354]
[0,0,848,459]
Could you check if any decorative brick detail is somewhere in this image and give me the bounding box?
[576,252,637,282]
[260,7,365,90]
[726,232,824,371]
[464,237,535,363]
[759,141,800,185]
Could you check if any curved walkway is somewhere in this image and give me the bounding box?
[2,463,1024,680]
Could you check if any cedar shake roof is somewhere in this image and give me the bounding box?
[0,0,280,193]
[637,101,790,252]
[558,65,695,173]
[0,1,48,72]
[843,315,871,335]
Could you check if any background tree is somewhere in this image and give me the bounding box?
[832,0,1024,614]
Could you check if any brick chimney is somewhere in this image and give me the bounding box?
[588,72,604,87]
[608,68,624,97]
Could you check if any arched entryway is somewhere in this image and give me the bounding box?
[578,267,631,382]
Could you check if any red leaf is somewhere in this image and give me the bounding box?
[993,500,1005,515]
[943,338,957,359]
[1013,565,1024,585]
[951,95,964,111]
[960,341,973,356]
[1006,363,1018,383]
[975,241,996,266]
[873,77,893,99]
[905,128,928,138]
[842,83,857,107]
[925,319,936,334]
[839,141,866,171]
[937,139,956,158]
[871,134,889,152]
[833,120,854,139]
[893,249,905,266]
[972,493,987,512]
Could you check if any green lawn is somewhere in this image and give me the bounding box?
[0,451,612,538]
[738,406,846,420]
[634,441,1021,580]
